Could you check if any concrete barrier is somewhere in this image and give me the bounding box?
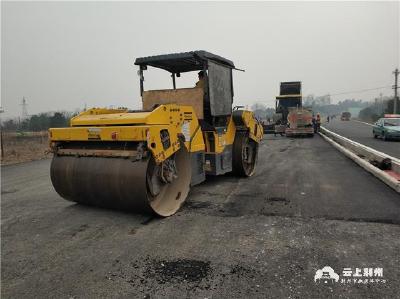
[320,126,400,193]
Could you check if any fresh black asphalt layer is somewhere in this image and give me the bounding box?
[2,135,399,298]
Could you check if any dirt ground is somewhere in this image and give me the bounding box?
[0,131,51,165]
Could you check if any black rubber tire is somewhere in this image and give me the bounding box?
[232,131,258,177]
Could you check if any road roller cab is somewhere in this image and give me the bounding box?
[135,51,262,175]
[49,51,263,216]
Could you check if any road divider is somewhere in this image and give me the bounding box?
[320,126,400,193]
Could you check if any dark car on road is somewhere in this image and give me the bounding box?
[341,111,351,121]
[373,115,400,141]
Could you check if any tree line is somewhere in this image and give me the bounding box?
[358,98,398,122]
[1,111,75,132]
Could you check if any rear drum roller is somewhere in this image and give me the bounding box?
[50,146,191,216]
[232,131,258,177]
[146,147,191,216]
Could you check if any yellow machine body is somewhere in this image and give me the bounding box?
[50,104,262,164]
[50,104,205,163]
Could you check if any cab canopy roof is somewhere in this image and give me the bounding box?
[134,50,235,73]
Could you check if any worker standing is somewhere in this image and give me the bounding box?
[195,71,205,88]
[316,113,321,132]
[312,115,317,133]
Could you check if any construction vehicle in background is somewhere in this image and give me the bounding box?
[262,117,281,135]
[341,111,351,121]
[263,81,313,137]
[275,81,302,135]
[285,107,314,137]
[49,51,263,217]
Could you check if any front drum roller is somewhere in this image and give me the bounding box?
[232,131,258,177]
[50,147,191,217]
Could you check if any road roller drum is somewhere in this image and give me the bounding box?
[50,146,191,216]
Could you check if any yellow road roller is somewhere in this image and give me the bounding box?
[49,51,263,216]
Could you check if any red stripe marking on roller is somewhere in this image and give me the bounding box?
[384,170,400,181]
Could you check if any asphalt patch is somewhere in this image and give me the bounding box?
[229,265,257,278]
[184,200,213,210]
[266,196,288,203]
[106,257,214,293]
[148,259,211,284]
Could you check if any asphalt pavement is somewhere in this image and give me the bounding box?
[2,135,400,298]
[324,119,400,159]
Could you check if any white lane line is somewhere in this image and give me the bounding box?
[353,120,373,126]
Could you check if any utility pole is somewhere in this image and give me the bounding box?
[393,68,399,114]
[0,107,4,159]
[21,97,28,119]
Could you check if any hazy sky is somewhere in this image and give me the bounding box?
[1,1,399,118]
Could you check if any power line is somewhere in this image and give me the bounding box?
[329,85,392,97]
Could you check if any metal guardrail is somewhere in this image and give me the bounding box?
[320,126,400,193]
